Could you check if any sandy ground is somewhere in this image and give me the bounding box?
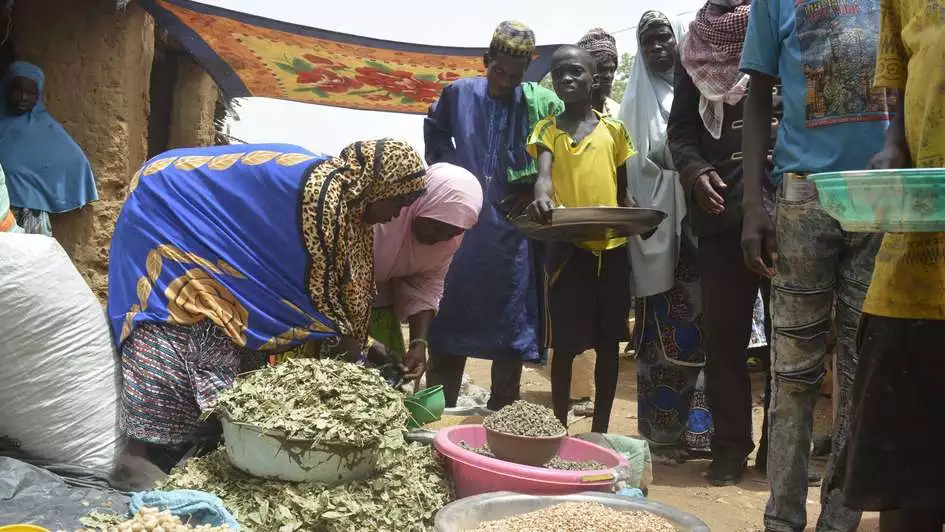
[463,356,880,532]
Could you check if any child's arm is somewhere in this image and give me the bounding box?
[741,72,777,279]
[868,92,908,169]
[527,148,555,224]
[616,163,637,208]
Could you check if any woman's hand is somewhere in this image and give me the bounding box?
[694,170,727,214]
[401,340,427,381]
[366,340,391,366]
[332,336,363,362]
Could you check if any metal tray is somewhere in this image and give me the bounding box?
[434,491,710,531]
[513,207,666,242]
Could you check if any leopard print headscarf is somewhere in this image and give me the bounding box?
[301,138,426,344]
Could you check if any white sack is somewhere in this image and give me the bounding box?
[0,233,121,473]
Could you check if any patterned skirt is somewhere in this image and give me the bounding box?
[635,237,713,452]
[120,321,244,446]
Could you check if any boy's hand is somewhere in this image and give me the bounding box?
[868,143,910,170]
[618,192,638,208]
[694,170,727,214]
[741,205,778,278]
[527,197,555,224]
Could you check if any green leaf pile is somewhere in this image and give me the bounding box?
[159,443,452,532]
[214,359,408,449]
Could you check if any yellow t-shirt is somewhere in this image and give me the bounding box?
[862,0,945,319]
[526,113,635,251]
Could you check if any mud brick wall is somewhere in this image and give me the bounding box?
[14,0,155,299]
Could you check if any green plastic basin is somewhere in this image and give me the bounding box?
[405,385,445,428]
[809,169,945,232]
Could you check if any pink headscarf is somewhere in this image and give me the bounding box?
[373,162,483,321]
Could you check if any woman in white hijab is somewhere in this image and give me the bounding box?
[620,10,713,459]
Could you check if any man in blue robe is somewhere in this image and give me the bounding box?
[423,21,559,409]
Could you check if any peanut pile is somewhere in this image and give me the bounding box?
[86,507,233,532]
[469,502,676,532]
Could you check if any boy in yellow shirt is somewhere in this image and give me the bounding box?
[842,1,945,530]
[526,45,635,432]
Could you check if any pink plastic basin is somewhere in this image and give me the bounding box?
[433,425,628,498]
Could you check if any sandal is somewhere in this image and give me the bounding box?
[573,399,595,417]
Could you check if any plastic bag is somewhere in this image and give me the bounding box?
[0,234,122,474]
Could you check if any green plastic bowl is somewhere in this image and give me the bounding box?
[809,169,945,232]
[405,385,445,428]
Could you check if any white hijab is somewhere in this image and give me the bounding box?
[619,13,690,298]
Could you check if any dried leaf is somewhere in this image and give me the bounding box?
[159,444,451,532]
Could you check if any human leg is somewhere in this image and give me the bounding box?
[814,232,880,532]
[551,349,578,427]
[699,228,763,484]
[426,350,467,407]
[764,178,843,532]
[592,342,619,433]
[592,247,631,434]
[878,509,945,532]
[488,357,523,410]
[546,244,600,421]
[757,279,772,472]
[843,316,945,525]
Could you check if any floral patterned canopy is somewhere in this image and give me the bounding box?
[141,0,558,114]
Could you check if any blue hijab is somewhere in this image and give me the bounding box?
[0,62,98,212]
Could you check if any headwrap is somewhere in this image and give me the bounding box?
[639,10,673,36]
[302,139,426,343]
[374,162,483,321]
[680,0,752,139]
[620,12,691,298]
[490,20,536,58]
[577,27,618,65]
[0,61,98,213]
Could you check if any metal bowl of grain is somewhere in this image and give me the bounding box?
[434,491,710,532]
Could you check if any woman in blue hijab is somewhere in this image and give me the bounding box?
[0,61,98,235]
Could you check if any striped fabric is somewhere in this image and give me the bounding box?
[120,321,242,446]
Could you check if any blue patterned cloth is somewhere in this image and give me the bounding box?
[423,78,542,361]
[107,143,339,351]
[635,235,714,450]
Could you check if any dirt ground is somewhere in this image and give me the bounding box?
[463,356,881,532]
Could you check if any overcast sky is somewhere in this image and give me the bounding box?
[203,0,703,156]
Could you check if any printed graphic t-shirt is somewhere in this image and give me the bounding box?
[862,0,945,320]
[527,113,635,251]
[740,0,892,183]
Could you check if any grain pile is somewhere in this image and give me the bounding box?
[483,401,565,437]
[469,502,676,532]
[459,442,606,471]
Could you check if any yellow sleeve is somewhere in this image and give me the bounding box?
[611,120,636,166]
[874,0,908,90]
[526,118,556,160]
